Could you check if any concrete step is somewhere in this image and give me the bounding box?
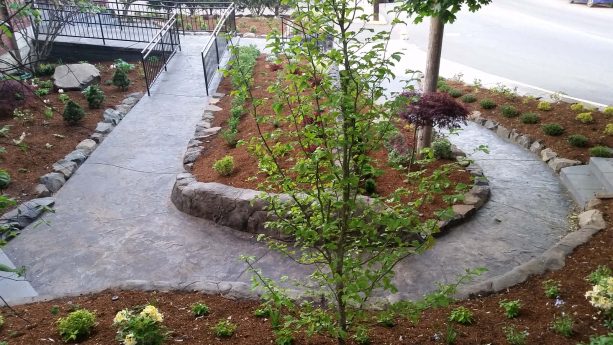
[589,157,613,193]
[560,165,606,208]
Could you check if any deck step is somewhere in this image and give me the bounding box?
[589,157,613,193]
[560,165,606,208]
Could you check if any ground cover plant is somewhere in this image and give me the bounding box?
[0,61,145,202]
[444,79,613,162]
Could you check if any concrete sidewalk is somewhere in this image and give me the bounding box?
[2,37,573,302]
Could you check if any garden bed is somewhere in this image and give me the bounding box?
[236,16,280,36]
[190,55,476,222]
[0,200,611,344]
[0,61,145,203]
[443,80,613,163]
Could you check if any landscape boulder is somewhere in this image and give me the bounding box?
[53,63,101,91]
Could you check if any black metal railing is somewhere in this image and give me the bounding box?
[200,2,235,96]
[141,14,181,95]
[280,16,332,51]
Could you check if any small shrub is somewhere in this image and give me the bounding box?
[586,265,612,285]
[570,103,585,112]
[13,108,34,124]
[584,334,613,345]
[500,105,520,118]
[112,69,131,91]
[604,106,613,117]
[604,124,613,136]
[448,88,463,98]
[34,88,50,96]
[461,94,477,103]
[503,325,527,345]
[213,155,235,176]
[50,305,60,315]
[364,178,376,195]
[113,305,167,345]
[0,170,11,190]
[212,319,237,338]
[63,100,86,124]
[352,327,370,345]
[38,79,54,89]
[58,93,70,104]
[191,302,210,317]
[449,307,474,325]
[550,314,574,337]
[568,134,589,148]
[376,311,395,327]
[576,112,594,124]
[542,279,561,298]
[520,112,539,124]
[221,129,238,147]
[542,123,564,136]
[254,306,271,318]
[114,58,135,73]
[82,85,105,109]
[0,313,4,328]
[437,80,451,93]
[399,91,468,129]
[480,99,496,109]
[444,324,458,345]
[499,299,521,319]
[230,106,243,120]
[36,63,56,76]
[537,101,553,111]
[590,146,613,158]
[432,139,454,160]
[57,309,96,342]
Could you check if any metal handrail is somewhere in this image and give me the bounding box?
[200,3,235,54]
[141,13,181,95]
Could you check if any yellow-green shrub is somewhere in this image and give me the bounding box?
[570,103,584,112]
[537,101,552,111]
[604,123,613,136]
[604,106,613,117]
[576,112,594,124]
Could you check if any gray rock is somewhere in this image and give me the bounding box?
[194,126,221,139]
[548,158,581,173]
[530,140,545,154]
[209,97,221,105]
[52,159,78,178]
[509,129,520,143]
[75,139,97,155]
[468,110,482,120]
[95,122,113,134]
[452,204,476,218]
[53,63,101,90]
[90,133,105,143]
[463,193,484,208]
[204,104,223,112]
[540,148,557,162]
[586,198,602,210]
[213,92,225,98]
[64,149,88,165]
[243,32,256,38]
[202,112,214,120]
[484,120,498,130]
[115,105,132,116]
[516,135,532,149]
[1,197,55,228]
[496,126,510,139]
[127,92,144,99]
[103,109,122,125]
[578,209,606,230]
[40,172,65,193]
[183,148,202,164]
[122,97,139,107]
[33,184,50,198]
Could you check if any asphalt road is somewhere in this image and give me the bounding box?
[390,0,613,104]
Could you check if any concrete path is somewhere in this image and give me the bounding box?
[2,37,573,302]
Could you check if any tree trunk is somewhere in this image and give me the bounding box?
[416,15,445,154]
[373,0,379,22]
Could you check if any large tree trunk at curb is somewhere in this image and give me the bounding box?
[373,0,379,22]
[416,15,445,155]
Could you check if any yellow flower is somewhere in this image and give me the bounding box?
[140,305,163,322]
[124,333,137,345]
[113,309,130,324]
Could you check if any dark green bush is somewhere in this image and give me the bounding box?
[63,100,85,124]
[432,139,454,159]
[461,94,477,103]
[448,88,463,98]
[0,169,11,189]
[480,99,496,109]
[520,112,539,124]
[36,63,56,76]
[82,85,105,109]
[590,146,613,158]
[364,178,376,194]
[542,123,564,136]
[112,69,131,91]
[500,105,520,118]
[568,134,588,148]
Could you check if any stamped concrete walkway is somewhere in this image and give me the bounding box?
[2,38,573,302]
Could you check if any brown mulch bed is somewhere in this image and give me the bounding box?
[0,62,146,203]
[0,202,611,344]
[236,16,281,35]
[447,81,613,163]
[191,55,472,219]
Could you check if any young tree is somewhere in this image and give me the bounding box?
[401,0,491,152]
[231,0,465,343]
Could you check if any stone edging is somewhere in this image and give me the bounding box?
[0,92,144,241]
[470,111,582,174]
[456,208,606,298]
[173,96,491,238]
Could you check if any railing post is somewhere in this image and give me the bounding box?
[202,51,209,96]
[214,37,220,64]
[141,55,151,96]
[97,12,106,45]
[179,3,185,35]
[161,32,167,72]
